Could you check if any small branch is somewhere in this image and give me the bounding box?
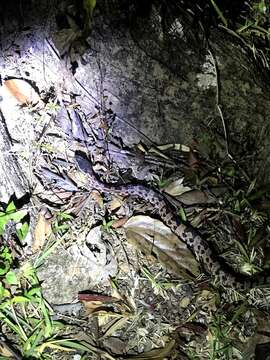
[207,44,250,181]
[208,46,232,160]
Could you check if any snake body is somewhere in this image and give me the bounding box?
[75,154,269,291]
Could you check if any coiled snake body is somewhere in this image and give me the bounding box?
[76,154,270,291]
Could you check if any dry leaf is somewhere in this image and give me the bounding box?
[107,197,124,211]
[32,208,52,252]
[67,193,89,215]
[0,340,18,358]
[111,217,128,229]
[81,300,105,314]
[188,150,200,169]
[1,78,41,105]
[123,215,200,279]
[164,178,191,197]
[79,293,120,315]
[177,189,210,205]
[91,190,104,208]
[0,343,13,358]
[169,186,222,206]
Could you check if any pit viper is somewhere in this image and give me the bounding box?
[75,153,269,291]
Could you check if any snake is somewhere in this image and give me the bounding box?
[75,153,270,291]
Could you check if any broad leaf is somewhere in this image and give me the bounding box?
[5,271,18,285]
[124,215,199,279]
[16,222,29,242]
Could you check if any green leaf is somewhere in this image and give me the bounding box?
[16,221,29,241]
[258,0,266,14]
[234,199,241,212]
[6,201,16,214]
[83,0,96,17]
[26,287,41,299]
[1,247,12,262]
[9,209,28,223]
[5,271,18,285]
[51,320,65,330]
[209,0,228,27]
[178,206,186,222]
[224,165,235,177]
[21,262,37,282]
[39,339,96,354]
[0,282,10,298]
[0,260,10,276]
[53,223,69,234]
[0,201,27,236]
[11,295,30,304]
[247,178,257,195]
[82,0,97,35]
[23,325,44,356]
[0,282,4,298]
[102,219,115,232]
[57,212,74,221]
[33,237,63,269]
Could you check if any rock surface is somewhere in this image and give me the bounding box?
[0,0,269,204]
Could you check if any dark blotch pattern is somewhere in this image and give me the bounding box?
[85,166,270,292]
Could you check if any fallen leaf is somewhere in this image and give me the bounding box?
[67,193,89,215]
[177,189,210,205]
[2,78,41,105]
[107,197,124,211]
[0,340,18,358]
[164,178,191,197]
[81,300,102,314]
[123,215,200,279]
[32,208,52,252]
[188,150,200,169]
[80,294,118,315]
[91,190,104,208]
[111,217,128,229]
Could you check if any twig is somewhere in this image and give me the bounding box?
[207,46,232,159]
[207,43,250,181]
